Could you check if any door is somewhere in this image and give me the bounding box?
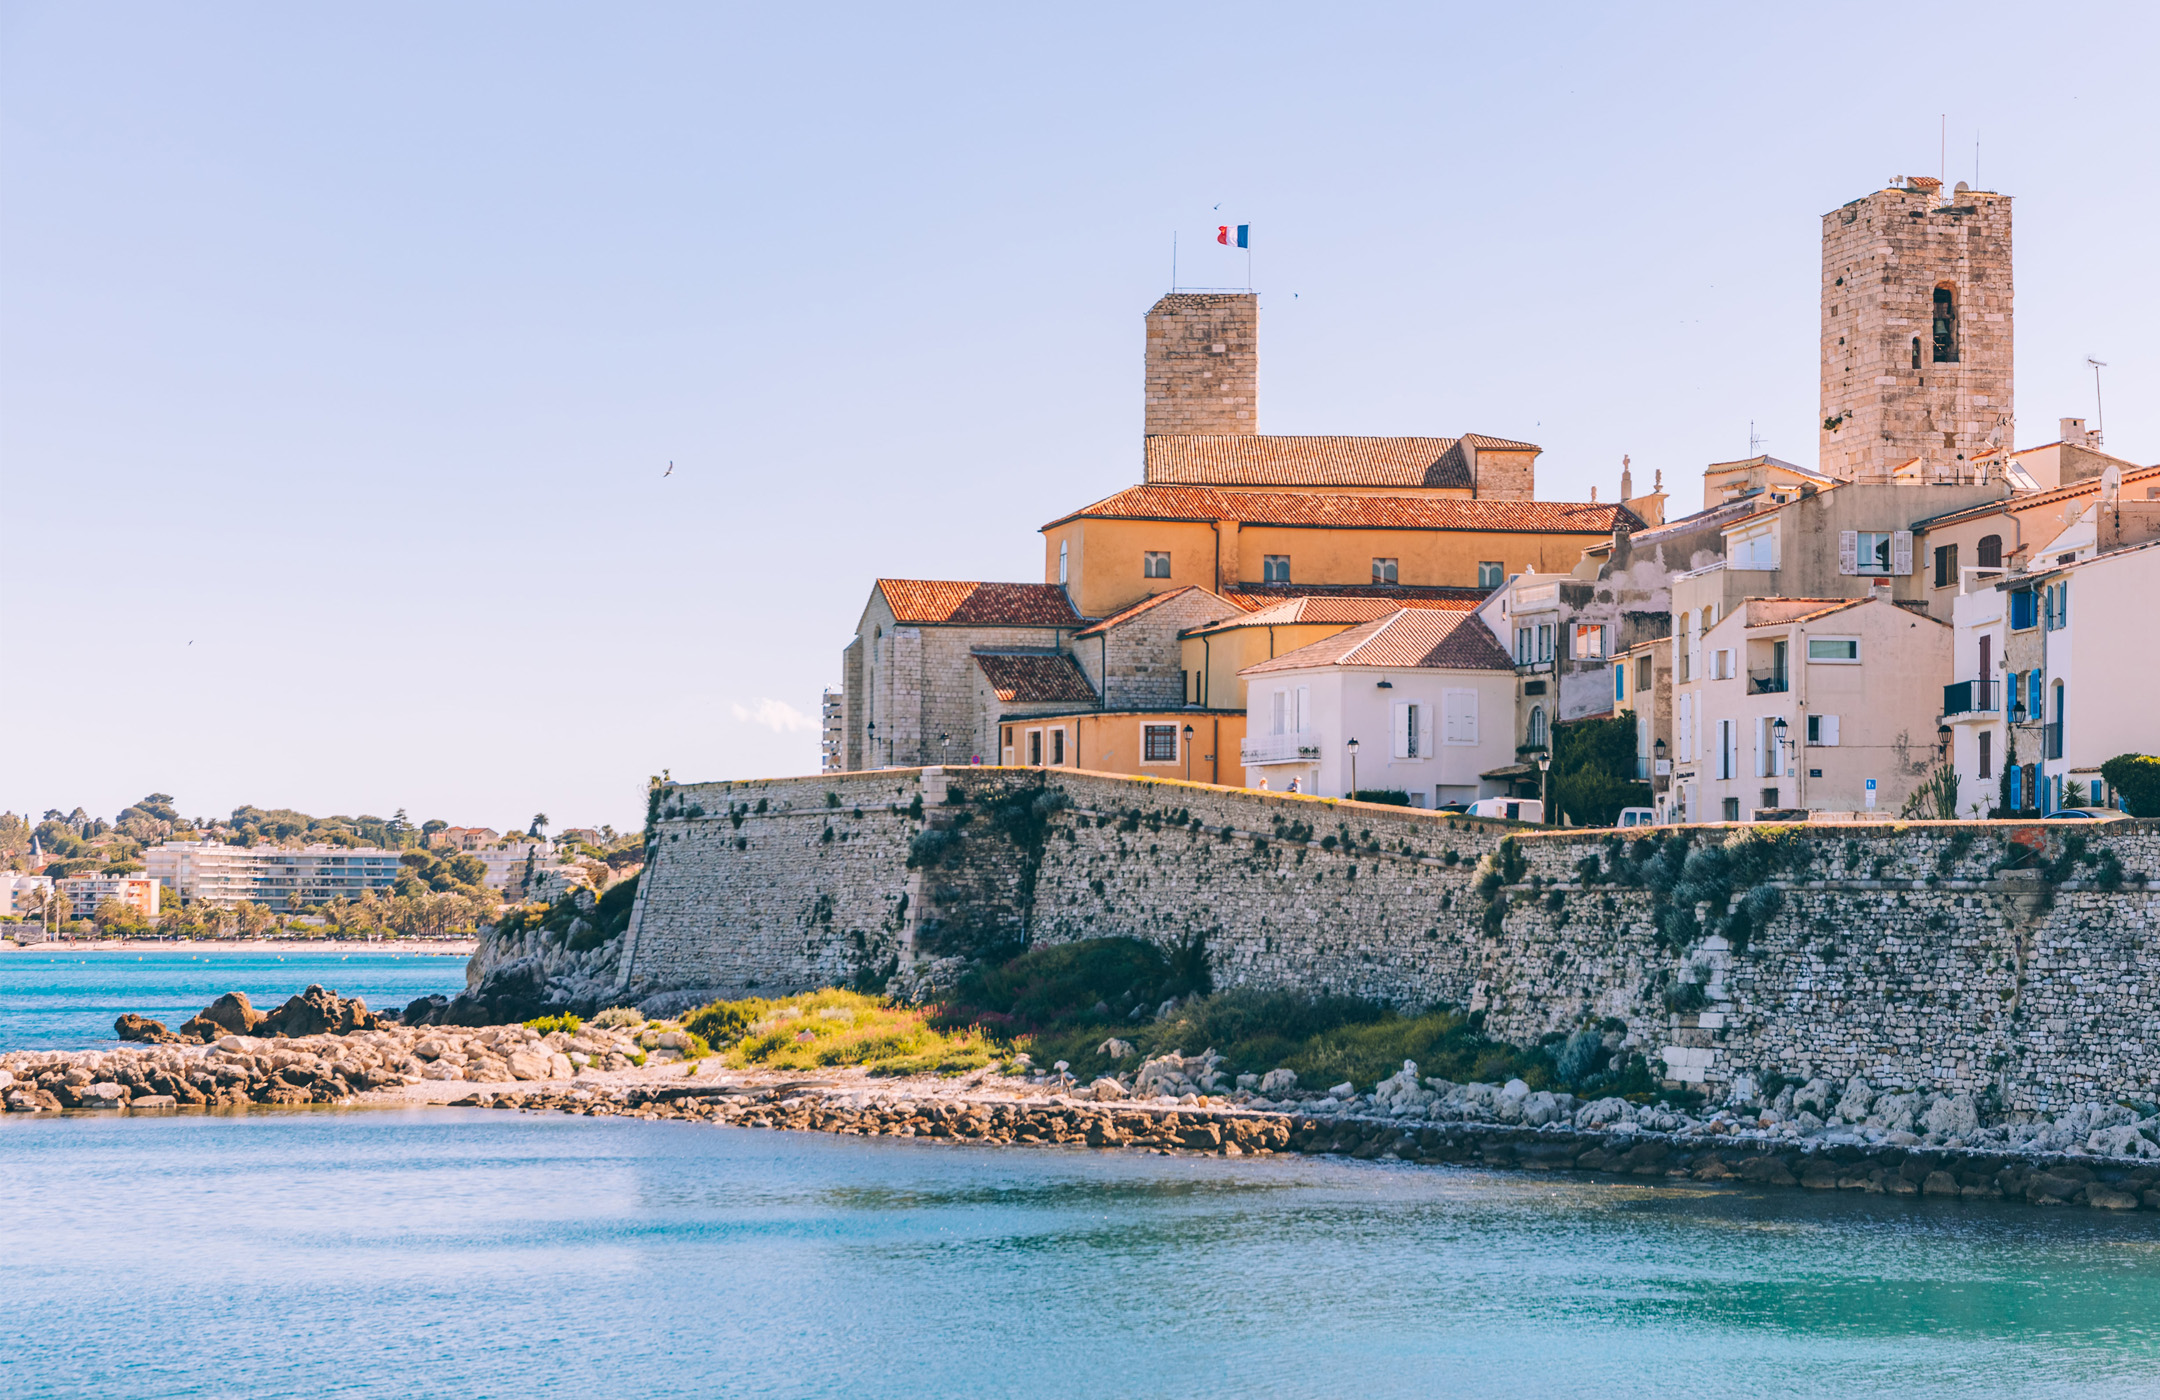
[1979,633,1992,707]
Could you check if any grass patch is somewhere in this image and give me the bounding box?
[523,1013,582,1036]
[688,988,1006,1076]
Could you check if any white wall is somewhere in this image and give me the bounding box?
[1246,666,1516,803]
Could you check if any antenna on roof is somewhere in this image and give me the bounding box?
[1171,232,1178,292]
[1749,421,1766,458]
[2087,356,2108,442]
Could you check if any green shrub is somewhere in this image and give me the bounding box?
[591,1006,643,1030]
[683,996,775,1048]
[524,1013,583,1035]
[2100,754,2160,816]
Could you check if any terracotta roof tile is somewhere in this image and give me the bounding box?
[1239,609,1512,675]
[1189,592,1480,635]
[1072,585,1237,638]
[1145,435,1474,489]
[876,580,1083,627]
[971,651,1097,704]
[1913,463,2160,530]
[1045,485,1639,534]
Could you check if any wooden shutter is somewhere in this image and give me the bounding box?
[1893,530,1914,576]
[1838,530,1858,575]
[1443,687,1477,744]
[1820,714,1840,747]
[1391,701,1411,759]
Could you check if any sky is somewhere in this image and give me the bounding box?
[3,2,2154,833]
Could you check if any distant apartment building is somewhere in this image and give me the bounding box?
[2,873,55,918]
[432,826,501,851]
[146,841,401,908]
[557,827,605,849]
[58,872,161,921]
[470,842,547,895]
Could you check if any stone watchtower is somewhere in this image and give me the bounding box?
[1819,178,2012,483]
[1143,292,1257,436]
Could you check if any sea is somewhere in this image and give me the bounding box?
[5,956,2160,1398]
[0,946,469,1050]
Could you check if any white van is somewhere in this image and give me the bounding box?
[1467,797,1543,823]
[1616,807,1657,829]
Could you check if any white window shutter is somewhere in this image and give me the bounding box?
[1419,703,1435,757]
[1296,686,1310,733]
[1838,530,1858,575]
[1821,714,1840,747]
[1893,530,1914,576]
[1391,701,1409,758]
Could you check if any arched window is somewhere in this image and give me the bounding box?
[1912,336,1922,370]
[1977,534,2002,569]
[1932,287,1958,363]
[1527,705,1548,750]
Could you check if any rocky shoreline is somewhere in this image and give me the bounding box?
[7,1021,2159,1215]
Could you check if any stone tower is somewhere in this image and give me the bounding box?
[1143,292,1257,436]
[1819,178,2012,483]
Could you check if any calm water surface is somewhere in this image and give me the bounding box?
[5,1109,2159,1399]
[0,949,467,1049]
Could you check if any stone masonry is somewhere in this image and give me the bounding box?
[1819,180,2012,483]
[1144,293,1257,437]
[621,767,2159,1115]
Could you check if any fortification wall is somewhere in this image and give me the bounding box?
[620,767,2160,1115]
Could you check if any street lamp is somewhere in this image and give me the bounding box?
[1345,736,1360,801]
[866,721,878,767]
[1772,717,1790,804]
[1182,723,1194,782]
[1535,749,1552,826]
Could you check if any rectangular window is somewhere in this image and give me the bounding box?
[1392,701,1424,759]
[1515,627,1533,665]
[1636,655,1653,691]
[1050,728,1065,765]
[1372,557,1399,584]
[1142,551,1171,579]
[1058,540,1068,585]
[1295,686,1310,733]
[2009,589,2037,630]
[1978,728,1992,779]
[1718,719,1736,780]
[1807,638,1859,662]
[1142,724,1178,764]
[1731,527,1778,570]
[1443,688,1478,744]
[1934,542,1958,588]
[1678,693,1693,761]
[1027,730,1043,766]
[1722,797,1741,822]
[2028,670,2043,718]
[1270,690,1287,736]
[2044,581,2069,630]
[1478,561,1504,589]
[1572,624,1605,659]
[1536,624,1553,662]
[1856,531,1893,574]
[1807,714,1840,746]
[1615,666,1626,703]
[1262,555,1290,584]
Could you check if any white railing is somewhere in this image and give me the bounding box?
[1241,733,1323,766]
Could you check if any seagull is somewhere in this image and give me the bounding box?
[664,461,674,477]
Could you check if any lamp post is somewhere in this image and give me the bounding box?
[1772,716,1790,808]
[867,721,878,768]
[1345,736,1360,801]
[1182,724,1194,781]
[1535,750,1552,826]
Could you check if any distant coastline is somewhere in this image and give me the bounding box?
[0,938,475,956]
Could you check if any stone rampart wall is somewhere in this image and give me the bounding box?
[621,767,2160,1114]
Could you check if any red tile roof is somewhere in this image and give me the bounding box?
[972,651,1098,704]
[1188,592,1481,635]
[1072,585,1238,639]
[1145,435,1479,490]
[1221,582,1489,611]
[1045,485,1639,534]
[1914,463,2160,529]
[876,580,1083,627]
[1240,608,1513,674]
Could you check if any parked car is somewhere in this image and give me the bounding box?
[2042,807,2129,821]
[1468,797,1543,823]
[1616,807,1657,829]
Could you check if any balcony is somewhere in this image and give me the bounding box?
[1942,678,2000,718]
[2044,722,2064,761]
[1747,669,1789,694]
[1241,733,1323,767]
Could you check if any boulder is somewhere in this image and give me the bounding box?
[406,958,551,1027]
[507,1049,555,1081]
[1259,1068,1298,1096]
[180,991,265,1042]
[114,1014,180,1044]
[2088,1124,2160,1159]
[1834,1076,1875,1123]
[1921,1094,1978,1140]
[255,986,381,1038]
[1086,1077,1126,1101]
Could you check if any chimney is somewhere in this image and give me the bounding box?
[1143,293,1258,438]
[2061,417,2091,448]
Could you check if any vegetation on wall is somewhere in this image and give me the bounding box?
[2101,753,2160,817]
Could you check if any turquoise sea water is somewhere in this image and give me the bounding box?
[0,948,467,1049]
[5,1109,2160,1399]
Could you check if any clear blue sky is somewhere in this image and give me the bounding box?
[4,2,2152,833]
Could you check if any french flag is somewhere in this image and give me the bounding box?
[1217,224,1249,248]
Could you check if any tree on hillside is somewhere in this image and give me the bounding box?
[529,813,549,839]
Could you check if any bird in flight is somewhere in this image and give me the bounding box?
[664,461,674,477]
